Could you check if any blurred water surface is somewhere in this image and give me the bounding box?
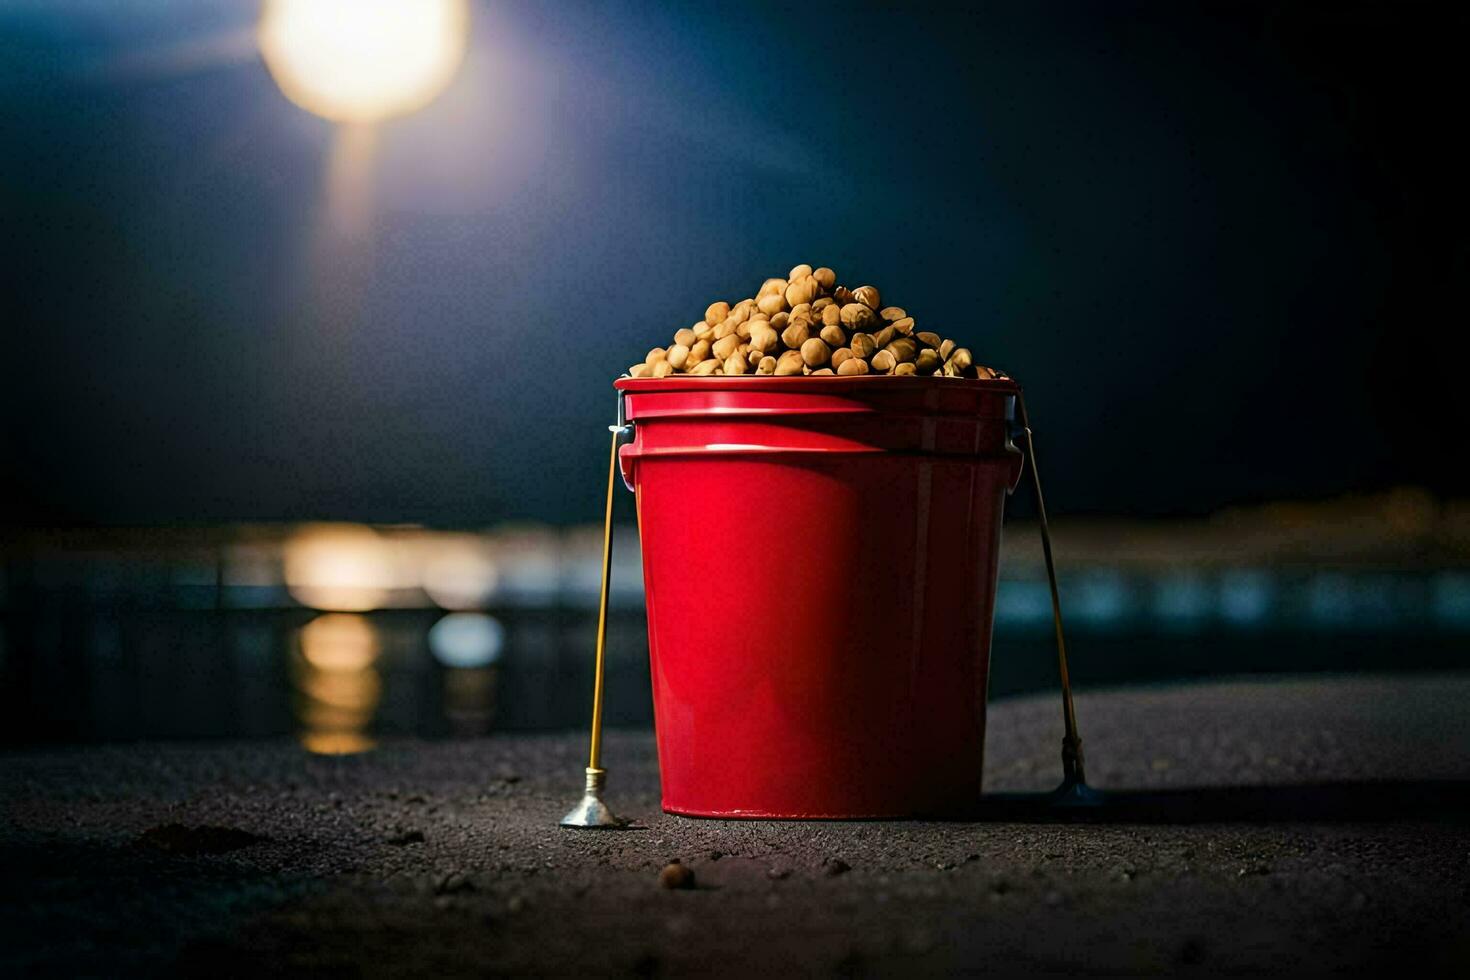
[3,496,1467,750]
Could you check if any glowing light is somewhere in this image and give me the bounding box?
[1433,573,1470,627]
[301,732,377,755]
[1070,572,1133,628]
[421,535,498,610]
[300,612,381,671]
[298,662,382,711]
[258,0,469,123]
[1154,573,1211,626]
[1219,570,1272,625]
[994,580,1053,626]
[428,613,505,669]
[284,523,397,611]
[294,613,381,755]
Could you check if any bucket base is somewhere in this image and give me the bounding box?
[663,804,978,821]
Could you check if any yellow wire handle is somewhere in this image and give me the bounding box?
[1016,392,1087,787]
[586,427,620,773]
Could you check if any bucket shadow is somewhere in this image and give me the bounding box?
[966,779,1470,825]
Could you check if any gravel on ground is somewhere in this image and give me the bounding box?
[3,673,1468,976]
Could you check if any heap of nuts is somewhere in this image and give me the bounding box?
[627,264,1007,379]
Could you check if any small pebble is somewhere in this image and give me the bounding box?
[823,858,851,877]
[766,867,792,880]
[387,828,425,846]
[435,872,474,895]
[658,861,695,890]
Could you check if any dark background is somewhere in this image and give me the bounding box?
[4,0,1465,527]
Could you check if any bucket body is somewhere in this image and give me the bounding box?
[615,376,1023,818]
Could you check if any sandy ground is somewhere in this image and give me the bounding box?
[3,673,1469,977]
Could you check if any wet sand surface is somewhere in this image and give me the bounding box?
[4,673,1468,976]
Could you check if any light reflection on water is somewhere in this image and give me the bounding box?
[428,613,504,668]
[295,613,381,754]
[442,665,498,737]
[2,522,1467,746]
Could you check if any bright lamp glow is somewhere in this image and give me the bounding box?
[258,0,469,123]
[284,523,398,612]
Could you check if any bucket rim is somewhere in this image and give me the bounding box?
[615,375,1021,394]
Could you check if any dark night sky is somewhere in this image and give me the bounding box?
[2,1,1465,526]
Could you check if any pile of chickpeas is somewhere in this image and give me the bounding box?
[628,264,1005,378]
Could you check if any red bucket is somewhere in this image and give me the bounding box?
[616,376,1024,818]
